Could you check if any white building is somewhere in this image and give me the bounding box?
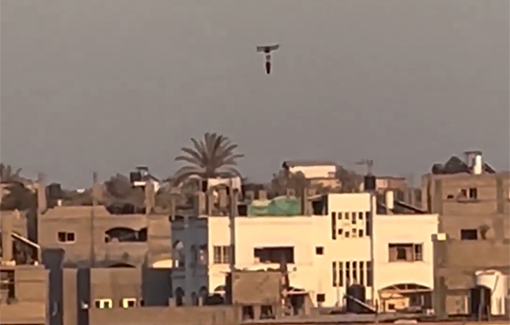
[171,192,439,311]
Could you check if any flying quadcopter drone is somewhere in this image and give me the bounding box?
[256,44,280,75]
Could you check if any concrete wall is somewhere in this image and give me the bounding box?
[38,206,171,268]
[423,171,510,317]
[0,265,49,325]
[88,306,238,325]
[373,214,438,291]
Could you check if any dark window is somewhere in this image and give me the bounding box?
[338,229,343,235]
[358,212,364,220]
[389,243,423,262]
[260,305,274,320]
[315,246,324,255]
[446,194,454,199]
[396,247,407,260]
[359,261,365,285]
[352,261,358,283]
[254,247,294,264]
[414,244,423,261]
[366,261,373,286]
[345,262,350,285]
[345,231,350,238]
[57,231,75,243]
[331,212,337,240]
[242,305,254,320]
[469,188,478,199]
[460,189,467,197]
[332,262,337,286]
[358,229,364,237]
[213,246,230,264]
[339,262,344,286]
[316,293,326,303]
[461,229,478,240]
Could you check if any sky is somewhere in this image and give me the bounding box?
[1,0,509,188]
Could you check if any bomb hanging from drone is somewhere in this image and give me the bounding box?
[256,44,280,75]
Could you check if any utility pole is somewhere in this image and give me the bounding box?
[356,159,377,312]
[90,172,99,267]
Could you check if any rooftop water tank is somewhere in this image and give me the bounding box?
[475,269,508,316]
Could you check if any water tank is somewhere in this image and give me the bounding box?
[346,284,366,313]
[130,171,142,183]
[363,175,376,192]
[472,154,483,175]
[474,269,508,316]
[47,183,62,199]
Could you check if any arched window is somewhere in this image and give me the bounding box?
[175,287,185,306]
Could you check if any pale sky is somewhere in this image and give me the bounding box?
[1,0,509,188]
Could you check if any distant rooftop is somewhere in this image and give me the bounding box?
[283,160,337,167]
[431,153,495,175]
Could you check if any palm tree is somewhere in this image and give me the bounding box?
[270,170,309,197]
[0,163,23,183]
[336,166,363,193]
[173,132,244,186]
[0,182,36,211]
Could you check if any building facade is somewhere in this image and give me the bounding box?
[171,192,439,311]
[421,152,510,317]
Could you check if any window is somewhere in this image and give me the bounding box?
[358,212,364,220]
[331,212,337,240]
[345,262,350,285]
[461,229,478,240]
[315,246,324,255]
[316,293,326,303]
[469,188,478,199]
[345,231,350,238]
[94,299,113,309]
[332,262,337,286]
[57,231,75,243]
[366,261,373,286]
[358,229,364,237]
[345,212,350,220]
[359,261,365,285]
[198,245,208,264]
[389,243,423,262]
[339,262,344,286]
[352,261,358,283]
[460,189,467,198]
[254,247,294,264]
[352,213,357,224]
[414,244,423,261]
[213,245,231,264]
[121,298,137,308]
[337,212,342,220]
[338,229,343,236]
[260,305,274,320]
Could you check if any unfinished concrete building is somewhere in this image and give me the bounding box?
[35,178,173,269]
[1,211,49,325]
[422,151,510,318]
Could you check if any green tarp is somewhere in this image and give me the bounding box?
[247,196,302,216]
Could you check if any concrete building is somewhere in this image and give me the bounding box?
[34,178,173,269]
[171,191,439,312]
[421,151,510,318]
[1,211,49,325]
[282,160,339,188]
